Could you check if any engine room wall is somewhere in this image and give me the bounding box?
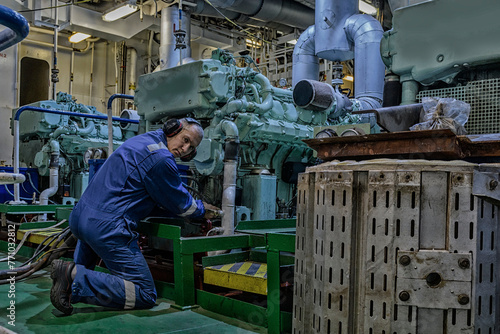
[0,46,18,166]
[0,29,154,166]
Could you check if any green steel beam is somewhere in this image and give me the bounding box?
[267,249,281,334]
[180,234,257,253]
[0,204,73,214]
[155,280,176,300]
[236,218,296,231]
[267,232,296,253]
[202,251,250,267]
[137,222,181,239]
[18,221,68,230]
[197,289,268,328]
[55,207,73,221]
[281,311,293,333]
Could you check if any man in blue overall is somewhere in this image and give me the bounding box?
[50,118,218,315]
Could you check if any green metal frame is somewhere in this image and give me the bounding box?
[0,204,73,214]
[138,220,296,333]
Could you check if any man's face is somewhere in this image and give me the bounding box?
[167,125,202,159]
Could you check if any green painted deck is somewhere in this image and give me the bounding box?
[0,253,266,334]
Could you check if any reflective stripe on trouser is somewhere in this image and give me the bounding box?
[70,213,157,309]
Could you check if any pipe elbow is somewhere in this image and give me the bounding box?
[294,25,316,56]
[345,14,384,44]
[220,120,239,139]
[49,140,60,153]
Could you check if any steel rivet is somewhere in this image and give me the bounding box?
[458,258,470,269]
[490,180,498,190]
[399,255,411,266]
[458,294,469,305]
[399,291,410,301]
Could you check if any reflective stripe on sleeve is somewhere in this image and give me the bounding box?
[123,279,136,309]
[178,199,198,217]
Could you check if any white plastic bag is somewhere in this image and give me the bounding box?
[410,97,471,135]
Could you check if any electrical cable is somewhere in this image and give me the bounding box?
[21,227,70,266]
[0,233,76,283]
[0,219,67,262]
[3,184,33,202]
[26,172,40,194]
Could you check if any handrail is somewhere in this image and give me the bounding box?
[12,106,139,204]
[0,5,29,52]
[107,94,134,154]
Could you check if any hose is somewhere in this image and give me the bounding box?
[0,219,68,262]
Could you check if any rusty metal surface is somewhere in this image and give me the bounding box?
[304,129,500,161]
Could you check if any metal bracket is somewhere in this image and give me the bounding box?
[396,250,472,309]
[473,168,500,206]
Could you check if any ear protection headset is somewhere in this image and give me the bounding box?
[163,118,202,162]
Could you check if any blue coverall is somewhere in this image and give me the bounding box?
[69,129,205,309]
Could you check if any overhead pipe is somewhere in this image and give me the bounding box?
[192,0,314,30]
[0,5,29,51]
[12,106,139,204]
[107,94,135,155]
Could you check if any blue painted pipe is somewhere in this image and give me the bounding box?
[14,105,139,123]
[107,94,134,110]
[0,5,29,52]
[12,105,139,203]
[106,94,135,154]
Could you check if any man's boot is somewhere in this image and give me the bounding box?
[50,259,75,315]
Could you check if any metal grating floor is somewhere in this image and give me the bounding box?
[417,78,500,135]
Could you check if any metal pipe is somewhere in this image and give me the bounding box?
[39,141,60,206]
[127,48,137,95]
[160,5,191,70]
[220,120,239,236]
[195,0,314,30]
[12,106,138,203]
[292,25,318,87]
[0,173,25,185]
[107,94,134,155]
[89,42,94,105]
[0,4,29,52]
[344,14,385,109]
[52,2,58,100]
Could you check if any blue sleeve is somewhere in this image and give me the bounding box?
[144,158,205,218]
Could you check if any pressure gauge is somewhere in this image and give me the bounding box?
[278,78,287,87]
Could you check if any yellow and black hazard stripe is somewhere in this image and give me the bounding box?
[204,261,268,295]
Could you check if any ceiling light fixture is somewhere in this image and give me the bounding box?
[102,1,138,22]
[69,32,91,43]
[359,1,377,15]
[344,75,354,82]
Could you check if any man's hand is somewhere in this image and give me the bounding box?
[203,202,222,219]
